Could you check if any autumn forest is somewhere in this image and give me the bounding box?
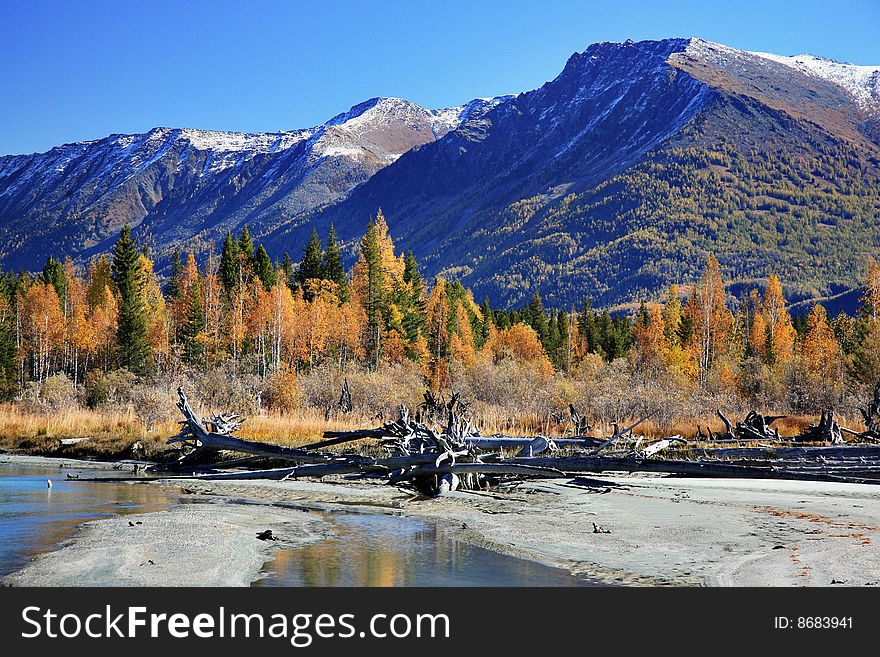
[1,208,880,453]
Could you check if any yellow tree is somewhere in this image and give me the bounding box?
[201,252,223,363]
[86,264,118,373]
[489,323,553,373]
[350,210,405,364]
[684,254,732,385]
[372,209,405,282]
[662,285,682,345]
[632,304,669,373]
[801,304,841,379]
[20,283,65,382]
[448,299,477,376]
[138,253,171,371]
[424,278,449,388]
[760,275,795,365]
[86,256,114,309]
[748,310,768,360]
[65,272,95,386]
[862,258,880,321]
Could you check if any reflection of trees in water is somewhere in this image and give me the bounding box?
[285,532,408,586]
[261,515,592,587]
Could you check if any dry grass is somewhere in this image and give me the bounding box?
[0,403,371,458]
[0,401,867,461]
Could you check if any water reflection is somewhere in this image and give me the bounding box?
[257,513,593,587]
[0,462,179,576]
[1,463,593,587]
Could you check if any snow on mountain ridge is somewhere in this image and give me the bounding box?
[685,38,880,109]
[748,51,880,107]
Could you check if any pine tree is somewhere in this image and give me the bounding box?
[399,250,426,348]
[360,220,385,366]
[254,244,277,291]
[41,256,67,310]
[296,228,324,298]
[280,252,294,285]
[0,275,15,399]
[321,225,348,301]
[578,299,600,354]
[181,281,206,365]
[525,293,549,346]
[403,251,423,299]
[238,226,255,268]
[478,296,494,348]
[111,224,151,373]
[218,231,240,297]
[164,249,183,300]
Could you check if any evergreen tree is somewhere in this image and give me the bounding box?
[238,226,255,269]
[0,275,15,399]
[280,252,294,285]
[321,225,348,301]
[181,282,206,365]
[164,249,183,300]
[545,312,562,367]
[254,244,277,291]
[525,292,549,345]
[41,256,67,310]
[400,251,426,346]
[478,296,494,348]
[296,228,324,297]
[111,224,151,373]
[218,231,240,297]
[360,220,385,365]
[557,310,571,373]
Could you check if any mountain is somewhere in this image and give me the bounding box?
[278,38,880,308]
[0,96,505,270]
[2,38,880,309]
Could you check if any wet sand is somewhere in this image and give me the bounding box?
[4,455,880,586]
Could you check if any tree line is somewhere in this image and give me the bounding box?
[1,210,879,413]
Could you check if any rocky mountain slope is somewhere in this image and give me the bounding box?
[282,38,880,307]
[2,37,879,308]
[0,96,504,270]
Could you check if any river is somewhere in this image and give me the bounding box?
[0,460,592,586]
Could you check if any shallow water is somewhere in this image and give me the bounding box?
[255,512,594,587]
[0,461,180,576]
[1,461,592,586]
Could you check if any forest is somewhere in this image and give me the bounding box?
[1,208,879,455]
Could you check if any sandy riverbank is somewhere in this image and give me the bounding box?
[3,454,880,586]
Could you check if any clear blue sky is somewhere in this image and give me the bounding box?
[2,0,879,155]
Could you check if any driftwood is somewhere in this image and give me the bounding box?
[588,411,659,455]
[708,410,783,442]
[859,382,880,440]
[167,387,342,466]
[796,411,844,444]
[161,388,880,493]
[640,436,686,458]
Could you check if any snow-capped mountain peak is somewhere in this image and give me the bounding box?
[685,38,880,109]
[748,51,880,107]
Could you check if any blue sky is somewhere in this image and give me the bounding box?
[2,0,879,155]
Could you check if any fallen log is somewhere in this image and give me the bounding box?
[169,387,333,465]
[506,455,880,485]
[588,411,658,455]
[640,436,686,458]
[715,410,782,441]
[796,411,844,444]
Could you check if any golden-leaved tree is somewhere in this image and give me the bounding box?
[684,254,733,385]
